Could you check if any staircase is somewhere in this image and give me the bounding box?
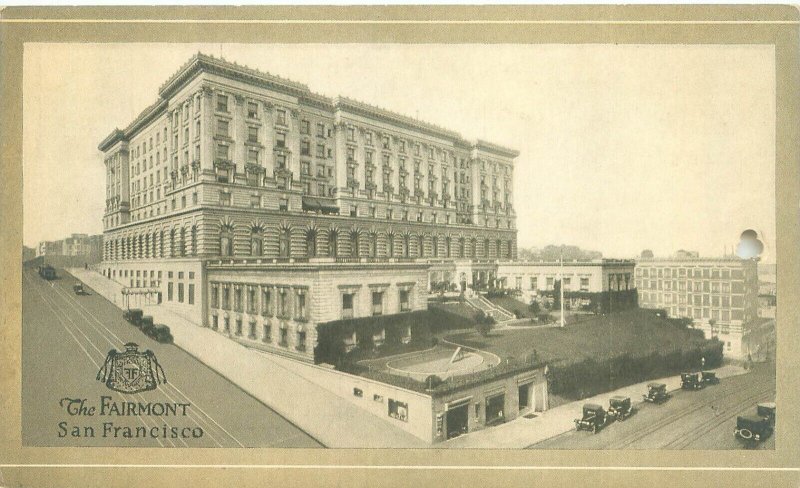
[465,295,515,322]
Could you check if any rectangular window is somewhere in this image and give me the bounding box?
[247,102,258,119]
[167,282,174,301]
[342,293,354,319]
[297,293,306,320]
[400,290,410,312]
[217,95,228,112]
[250,195,261,207]
[234,287,242,312]
[216,144,229,160]
[316,144,325,158]
[247,126,258,143]
[580,277,590,291]
[276,109,287,126]
[276,132,286,148]
[216,119,229,137]
[301,161,311,175]
[316,123,325,137]
[279,198,288,211]
[247,148,259,164]
[301,140,311,156]
[177,283,184,303]
[372,291,384,316]
[188,284,194,304]
[301,120,310,134]
[276,154,287,169]
[219,192,231,206]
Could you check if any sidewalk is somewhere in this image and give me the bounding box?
[69,268,427,448]
[442,363,748,448]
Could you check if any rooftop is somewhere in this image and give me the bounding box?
[100,52,519,158]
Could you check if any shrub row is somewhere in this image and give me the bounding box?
[547,339,724,400]
[314,308,472,365]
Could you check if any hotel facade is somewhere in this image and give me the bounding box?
[635,257,759,358]
[99,53,519,362]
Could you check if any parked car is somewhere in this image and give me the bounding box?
[681,372,705,390]
[734,414,773,446]
[643,382,670,404]
[73,283,84,295]
[575,403,608,433]
[148,324,173,343]
[607,396,633,421]
[123,308,143,325]
[757,402,776,428]
[701,371,719,386]
[139,315,155,334]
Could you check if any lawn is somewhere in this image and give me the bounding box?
[485,295,535,318]
[446,309,708,365]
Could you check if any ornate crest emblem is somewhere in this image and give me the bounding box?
[96,343,167,394]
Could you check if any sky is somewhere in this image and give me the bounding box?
[22,43,776,260]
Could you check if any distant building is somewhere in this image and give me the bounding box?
[36,240,61,257]
[495,259,636,311]
[635,256,759,358]
[35,234,104,264]
[674,249,699,259]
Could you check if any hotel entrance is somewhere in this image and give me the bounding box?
[518,383,531,411]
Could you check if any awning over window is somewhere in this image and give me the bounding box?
[302,196,339,214]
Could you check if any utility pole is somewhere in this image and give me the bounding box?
[560,252,565,328]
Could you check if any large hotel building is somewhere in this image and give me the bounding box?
[99,53,519,362]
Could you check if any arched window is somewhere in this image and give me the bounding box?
[387,234,395,257]
[350,231,360,257]
[191,226,197,256]
[328,230,338,257]
[250,228,263,256]
[152,232,157,258]
[138,235,144,259]
[220,226,233,257]
[432,236,439,258]
[470,238,477,258]
[170,230,176,258]
[496,239,502,258]
[403,234,410,258]
[159,230,164,258]
[279,228,291,257]
[144,233,150,258]
[368,233,377,257]
[459,238,465,258]
[306,230,317,257]
[445,236,452,258]
[484,238,490,258]
[418,235,425,257]
[179,228,186,257]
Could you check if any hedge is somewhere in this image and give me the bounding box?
[538,288,639,314]
[547,338,724,400]
[314,308,473,365]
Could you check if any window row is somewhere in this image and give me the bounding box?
[210,283,308,322]
[105,227,198,261]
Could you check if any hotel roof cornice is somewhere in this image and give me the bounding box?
[99,52,519,159]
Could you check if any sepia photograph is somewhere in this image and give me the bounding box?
[19,42,777,449]
[1,5,798,488]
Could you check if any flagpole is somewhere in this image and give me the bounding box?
[560,253,565,328]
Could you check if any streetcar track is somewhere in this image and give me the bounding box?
[59,272,248,448]
[46,279,227,448]
[23,271,168,448]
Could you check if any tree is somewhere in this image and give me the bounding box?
[640,249,654,259]
[474,310,495,336]
[529,299,541,316]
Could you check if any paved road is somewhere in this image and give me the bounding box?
[530,362,775,450]
[22,266,322,448]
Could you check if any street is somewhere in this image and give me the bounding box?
[22,266,322,448]
[530,362,775,450]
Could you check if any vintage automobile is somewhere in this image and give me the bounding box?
[575,403,608,433]
[139,315,155,335]
[607,396,633,421]
[734,414,773,446]
[701,371,720,386]
[643,382,670,403]
[147,324,173,344]
[38,265,57,280]
[123,308,143,325]
[73,283,84,295]
[757,402,776,427]
[681,372,705,390]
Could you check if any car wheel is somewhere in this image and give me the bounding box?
[738,428,753,440]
